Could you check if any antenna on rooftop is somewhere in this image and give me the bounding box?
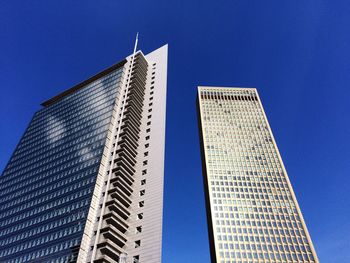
[133,32,139,55]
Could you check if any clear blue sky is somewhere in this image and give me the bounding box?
[1,1,349,262]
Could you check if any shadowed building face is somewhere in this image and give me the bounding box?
[0,45,167,263]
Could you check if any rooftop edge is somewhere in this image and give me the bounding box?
[41,59,127,107]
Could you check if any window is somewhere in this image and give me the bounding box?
[140,190,145,196]
[146,128,151,133]
[147,121,151,126]
[139,201,144,207]
[143,160,148,166]
[142,169,147,175]
[145,136,150,140]
[135,240,141,248]
[147,115,152,119]
[137,213,143,220]
[136,226,142,233]
[133,255,140,263]
[145,143,149,148]
[141,179,146,185]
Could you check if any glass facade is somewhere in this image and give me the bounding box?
[198,87,318,263]
[0,67,124,262]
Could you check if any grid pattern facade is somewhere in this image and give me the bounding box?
[0,66,124,262]
[197,87,318,263]
[0,45,167,263]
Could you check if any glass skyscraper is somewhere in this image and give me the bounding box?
[0,44,167,263]
[197,86,318,263]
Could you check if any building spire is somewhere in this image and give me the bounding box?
[133,32,139,54]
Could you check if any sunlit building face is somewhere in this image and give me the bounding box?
[197,87,318,263]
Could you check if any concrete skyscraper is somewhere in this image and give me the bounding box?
[197,87,318,263]
[0,43,167,263]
